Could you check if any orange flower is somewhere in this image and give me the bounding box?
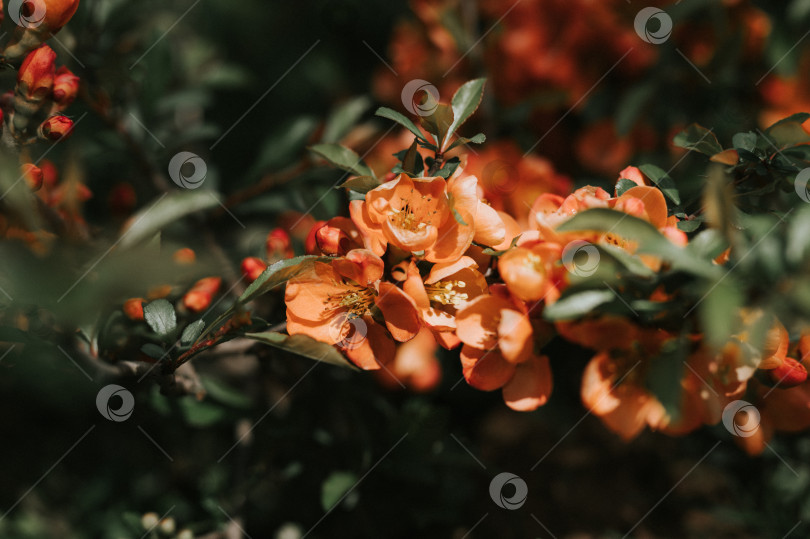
[375,327,442,392]
[314,216,363,256]
[498,239,563,303]
[461,348,553,411]
[285,249,420,370]
[402,255,488,348]
[581,351,667,441]
[350,173,475,262]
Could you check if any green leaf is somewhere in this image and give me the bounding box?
[244,331,358,369]
[321,96,372,144]
[119,191,219,250]
[765,117,810,148]
[645,337,686,423]
[686,229,728,260]
[543,289,616,321]
[338,175,381,194]
[673,124,723,156]
[556,209,719,278]
[444,78,486,151]
[140,343,165,359]
[181,320,205,345]
[434,156,461,179]
[638,164,681,205]
[402,139,424,176]
[698,280,743,348]
[676,220,701,232]
[419,103,454,148]
[375,107,428,143]
[481,235,521,256]
[143,299,177,337]
[445,133,486,152]
[178,397,228,427]
[615,178,637,197]
[200,374,252,409]
[321,471,358,511]
[239,255,330,304]
[732,132,758,153]
[309,143,373,177]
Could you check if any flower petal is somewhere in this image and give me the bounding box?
[461,345,516,391]
[503,355,553,411]
[376,282,421,342]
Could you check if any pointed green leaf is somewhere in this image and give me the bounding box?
[615,178,637,197]
[638,164,681,205]
[309,143,373,177]
[375,107,429,142]
[419,103,454,148]
[244,331,358,369]
[239,255,331,304]
[119,191,219,250]
[673,124,723,156]
[445,133,486,151]
[543,289,616,321]
[181,320,206,345]
[338,175,381,194]
[445,78,486,150]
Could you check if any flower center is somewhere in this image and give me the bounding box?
[325,286,375,318]
[424,280,469,306]
[390,192,438,232]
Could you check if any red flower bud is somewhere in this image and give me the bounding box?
[123,298,145,321]
[769,357,808,388]
[17,45,55,101]
[21,163,43,191]
[173,248,196,265]
[2,1,81,62]
[108,182,136,215]
[305,220,326,254]
[266,228,293,259]
[39,114,73,140]
[241,257,267,283]
[183,277,222,313]
[52,66,79,107]
[39,159,58,187]
[315,225,351,256]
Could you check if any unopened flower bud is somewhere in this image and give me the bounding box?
[183,277,222,312]
[266,228,293,260]
[173,247,196,265]
[123,298,145,321]
[768,357,808,388]
[315,225,351,255]
[108,182,136,215]
[2,0,81,62]
[22,163,43,190]
[39,114,73,140]
[305,220,326,254]
[40,159,58,187]
[52,66,79,107]
[241,257,267,283]
[16,45,55,101]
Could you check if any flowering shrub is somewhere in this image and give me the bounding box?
[6,0,810,536]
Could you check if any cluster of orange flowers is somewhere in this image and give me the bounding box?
[276,153,810,454]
